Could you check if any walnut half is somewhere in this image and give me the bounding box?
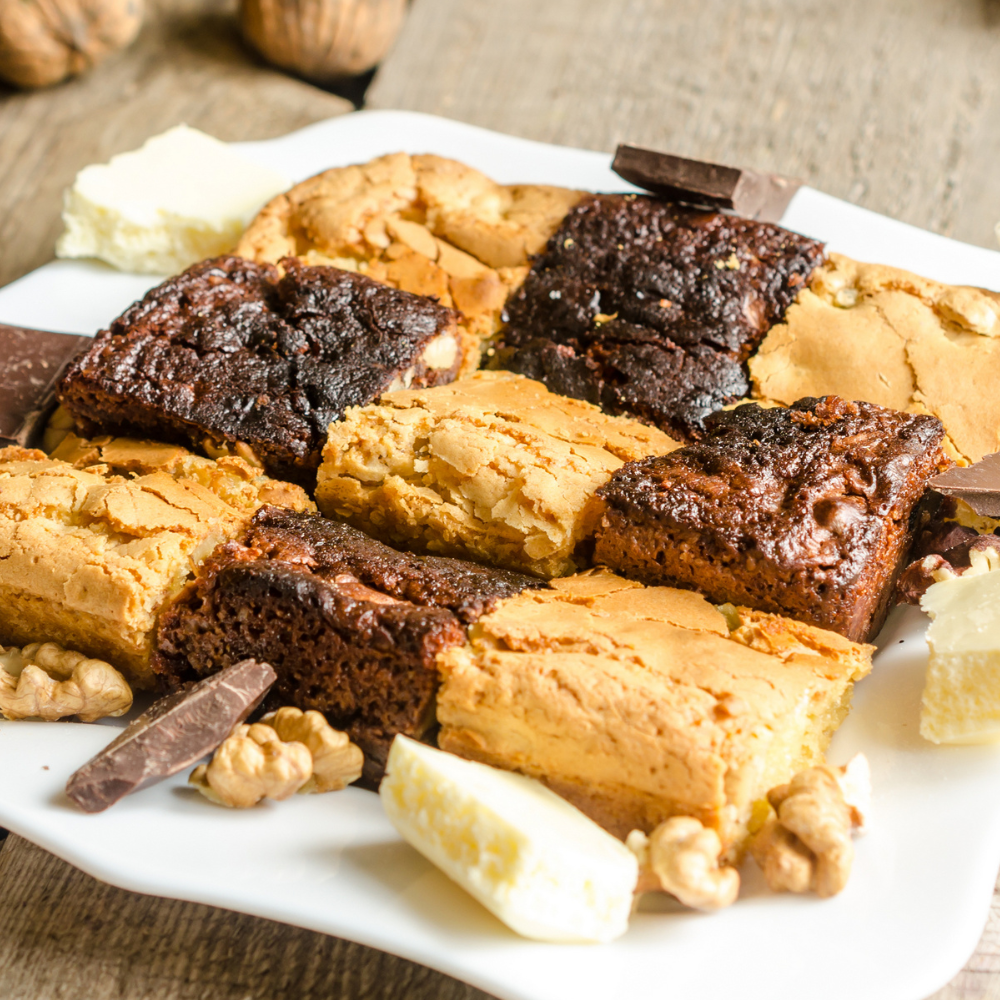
[627,816,740,911]
[749,755,870,898]
[0,642,132,722]
[190,709,363,808]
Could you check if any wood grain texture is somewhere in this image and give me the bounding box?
[0,0,351,291]
[367,0,1000,252]
[0,835,494,1000]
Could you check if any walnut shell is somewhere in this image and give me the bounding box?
[0,0,143,89]
[240,0,407,84]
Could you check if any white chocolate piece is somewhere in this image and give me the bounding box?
[57,125,290,274]
[379,736,638,943]
[921,569,1000,743]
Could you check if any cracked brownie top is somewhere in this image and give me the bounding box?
[57,255,465,487]
[751,253,1000,463]
[492,193,825,439]
[594,396,946,641]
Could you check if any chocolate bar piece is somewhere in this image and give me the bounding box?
[65,658,275,813]
[612,145,802,223]
[0,324,90,446]
[930,453,1000,517]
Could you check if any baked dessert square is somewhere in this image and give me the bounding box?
[492,194,826,440]
[236,152,583,368]
[436,569,873,853]
[594,396,946,642]
[316,370,681,578]
[153,506,543,782]
[0,440,312,688]
[750,253,1000,463]
[58,255,466,487]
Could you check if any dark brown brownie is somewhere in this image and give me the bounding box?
[491,194,825,440]
[594,396,946,642]
[153,507,544,783]
[58,255,462,487]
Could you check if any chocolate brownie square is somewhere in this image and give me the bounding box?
[594,396,946,642]
[58,255,464,487]
[492,194,825,440]
[153,507,543,782]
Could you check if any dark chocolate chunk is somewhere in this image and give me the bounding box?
[929,452,1000,517]
[612,145,803,223]
[0,324,90,447]
[492,194,825,440]
[57,255,463,487]
[594,396,946,642]
[65,659,276,813]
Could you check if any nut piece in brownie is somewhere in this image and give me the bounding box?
[897,496,1000,604]
[492,194,825,440]
[153,507,544,783]
[594,396,946,642]
[437,569,872,853]
[316,371,681,578]
[0,442,311,688]
[58,255,465,487]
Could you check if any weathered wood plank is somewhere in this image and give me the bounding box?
[367,0,1000,252]
[0,0,351,291]
[0,835,494,1000]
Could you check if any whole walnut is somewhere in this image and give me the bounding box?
[0,0,143,89]
[240,0,407,85]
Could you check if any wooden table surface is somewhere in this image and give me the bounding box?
[1,1,999,997]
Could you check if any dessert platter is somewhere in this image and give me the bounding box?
[2,110,1000,1000]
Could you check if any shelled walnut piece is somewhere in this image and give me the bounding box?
[749,756,869,897]
[260,707,365,793]
[0,642,131,722]
[627,817,740,911]
[190,711,363,807]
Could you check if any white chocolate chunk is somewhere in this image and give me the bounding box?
[379,736,638,943]
[921,569,1000,743]
[57,125,290,275]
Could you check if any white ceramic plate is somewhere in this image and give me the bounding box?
[2,110,1000,1000]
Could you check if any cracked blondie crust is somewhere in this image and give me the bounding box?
[0,442,312,688]
[237,152,583,369]
[492,193,825,439]
[58,255,465,487]
[594,396,946,642]
[154,507,542,783]
[437,569,873,853]
[750,254,1000,463]
[316,371,681,578]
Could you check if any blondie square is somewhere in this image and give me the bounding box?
[750,254,1000,463]
[154,507,542,782]
[316,371,681,578]
[0,440,311,687]
[594,396,946,642]
[58,255,465,487]
[436,569,872,853]
[493,194,825,439]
